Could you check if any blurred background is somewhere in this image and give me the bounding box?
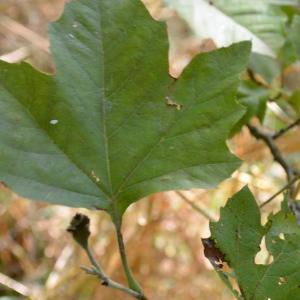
[0,0,300,299]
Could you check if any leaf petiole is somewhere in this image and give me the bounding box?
[114,223,144,294]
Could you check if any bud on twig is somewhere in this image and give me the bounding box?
[67,213,91,248]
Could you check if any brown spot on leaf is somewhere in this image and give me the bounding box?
[165,96,182,110]
[202,238,227,269]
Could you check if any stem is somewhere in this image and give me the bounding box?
[85,245,106,274]
[176,191,216,221]
[115,223,143,294]
[247,124,294,181]
[247,123,300,215]
[82,245,146,299]
[247,68,268,88]
[272,117,300,140]
[260,174,300,208]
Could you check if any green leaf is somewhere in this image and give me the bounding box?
[238,82,269,122]
[0,0,250,219]
[289,91,300,115]
[210,187,300,300]
[165,0,288,56]
[278,39,297,67]
[249,53,281,85]
[268,0,299,5]
[231,81,269,134]
[278,14,300,66]
[291,15,300,60]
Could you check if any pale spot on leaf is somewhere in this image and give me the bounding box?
[91,170,100,183]
[278,277,287,285]
[50,119,59,125]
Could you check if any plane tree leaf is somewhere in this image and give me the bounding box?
[0,0,250,220]
[165,0,289,56]
[209,187,300,300]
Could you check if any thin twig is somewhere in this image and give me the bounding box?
[247,124,294,181]
[247,123,300,216]
[176,191,216,221]
[247,68,268,88]
[272,118,300,140]
[82,245,146,300]
[68,214,146,300]
[260,174,300,208]
[85,245,107,277]
[268,93,282,102]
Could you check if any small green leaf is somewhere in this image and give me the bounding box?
[291,15,300,60]
[249,53,281,85]
[289,91,300,115]
[0,0,250,219]
[210,187,300,300]
[278,14,300,66]
[231,81,269,134]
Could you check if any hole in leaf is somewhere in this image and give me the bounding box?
[255,237,273,265]
[278,233,285,240]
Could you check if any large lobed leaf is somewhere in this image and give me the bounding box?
[0,0,250,219]
[210,187,300,300]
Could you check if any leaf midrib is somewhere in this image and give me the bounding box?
[61,1,113,198]
[93,1,113,197]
